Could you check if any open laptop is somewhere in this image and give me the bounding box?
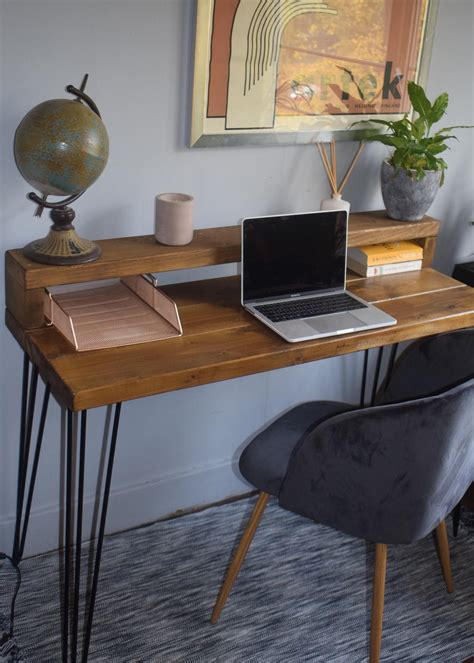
[241,210,397,343]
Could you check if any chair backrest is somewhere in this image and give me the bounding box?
[376,328,474,405]
[279,378,474,544]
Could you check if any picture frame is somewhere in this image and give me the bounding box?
[190,0,439,148]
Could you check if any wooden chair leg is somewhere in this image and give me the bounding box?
[211,491,270,624]
[435,519,453,593]
[370,543,387,663]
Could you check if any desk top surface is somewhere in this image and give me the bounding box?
[7,268,474,411]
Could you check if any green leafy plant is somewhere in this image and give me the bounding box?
[354,81,472,184]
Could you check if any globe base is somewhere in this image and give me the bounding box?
[23,207,101,265]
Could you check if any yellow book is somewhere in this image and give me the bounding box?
[348,241,423,266]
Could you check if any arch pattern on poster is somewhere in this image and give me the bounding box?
[226,0,337,129]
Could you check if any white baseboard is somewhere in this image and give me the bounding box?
[0,459,249,557]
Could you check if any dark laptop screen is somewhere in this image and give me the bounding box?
[242,211,347,302]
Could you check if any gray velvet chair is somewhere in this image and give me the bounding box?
[375,327,474,405]
[376,327,474,537]
[210,330,474,663]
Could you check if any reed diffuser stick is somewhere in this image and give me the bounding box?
[337,143,365,194]
[316,141,365,196]
[317,143,337,193]
[330,140,337,187]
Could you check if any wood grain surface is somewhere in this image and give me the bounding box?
[6,212,440,290]
[7,269,473,411]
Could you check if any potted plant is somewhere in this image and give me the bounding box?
[355,81,472,221]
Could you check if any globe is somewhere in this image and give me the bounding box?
[14,98,109,197]
[14,76,109,265]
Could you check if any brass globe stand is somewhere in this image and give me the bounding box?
[23,196,101,265]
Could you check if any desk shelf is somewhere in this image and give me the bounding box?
[5,211,440,330]
[7,212,439,291]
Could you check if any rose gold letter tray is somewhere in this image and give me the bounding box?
[44,275,183,352]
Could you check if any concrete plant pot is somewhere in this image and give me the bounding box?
[381,160,442,221]
[155,193,194,245]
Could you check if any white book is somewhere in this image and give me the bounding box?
[348,258,423,277]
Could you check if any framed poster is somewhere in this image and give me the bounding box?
[191,0,438,147]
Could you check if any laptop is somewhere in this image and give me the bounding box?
[241,210,397,343]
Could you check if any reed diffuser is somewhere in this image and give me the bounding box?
[316,140,365,212]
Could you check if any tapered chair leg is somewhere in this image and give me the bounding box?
[211,491,270,624]
[435,520,453,593]
[370,543,387,663]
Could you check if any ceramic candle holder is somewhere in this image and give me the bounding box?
[155,193,194,246]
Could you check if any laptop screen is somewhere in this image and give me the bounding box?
[242,210,347,303]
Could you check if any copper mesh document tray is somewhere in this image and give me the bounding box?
[44,275,183,352]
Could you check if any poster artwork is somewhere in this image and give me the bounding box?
[191,0,436,146]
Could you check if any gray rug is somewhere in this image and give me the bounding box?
[0,616,23,663]
[10,498,474,661]
[0,558,24,663]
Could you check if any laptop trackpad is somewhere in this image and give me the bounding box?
[304,312,366,334]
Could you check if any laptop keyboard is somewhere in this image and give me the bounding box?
[254,292,367,322]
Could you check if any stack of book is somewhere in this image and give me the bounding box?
[347,241,424,277]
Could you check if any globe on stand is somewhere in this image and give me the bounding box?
[14,74,109,265]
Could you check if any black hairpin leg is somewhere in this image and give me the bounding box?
[72,411,87,661]
[63,411,76,663]
[62,403,122,663]
[360,344,398,409]
[360,347,384,408]
[360,349,369,408]
[452,503,462,537]
[370,347,384,406]
[384,343,398,391]
[19,384,51,560]
[12,353,50,565]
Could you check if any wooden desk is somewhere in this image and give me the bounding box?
[4,211,474,662]
[4,211,451,411]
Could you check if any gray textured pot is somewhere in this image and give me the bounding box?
[381,161,442,221]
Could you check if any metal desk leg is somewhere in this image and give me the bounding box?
[62,403,122,663]
[370,347,384,406]
[384,344,399,391]
[360,344,399,408]
[12,353,51,564]
[360,349,369,408]
[452,503,462,537]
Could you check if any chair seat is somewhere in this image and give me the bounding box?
[239,401,353,496]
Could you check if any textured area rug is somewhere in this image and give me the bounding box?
[0,557,24,663]
[0,619,23,663]
[13,498,474,662]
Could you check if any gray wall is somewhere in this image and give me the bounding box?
[1,0,473,555]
